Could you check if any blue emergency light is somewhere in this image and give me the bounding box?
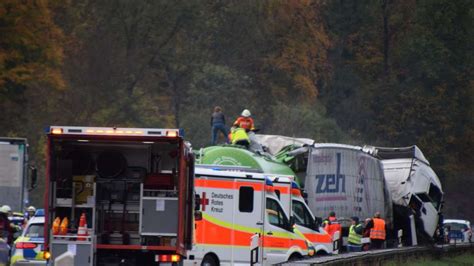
[265,178,274,186]
[291,181,300,189]
[34,209,45,217]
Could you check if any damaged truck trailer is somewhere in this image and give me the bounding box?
[255,135,443,246]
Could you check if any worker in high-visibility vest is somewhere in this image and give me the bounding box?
[229,126,250,148]
[323,211,342,252]
[323,212,342,236]
[347,216,364,252]
[366,212,386,249]
[233,109,255,131]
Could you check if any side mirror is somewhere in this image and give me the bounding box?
[194,211,202,221]
[302,191,308,199]
[289,216,296,232]
[314,217,323,230]
[312,219,320,231]
[29,166,37,191]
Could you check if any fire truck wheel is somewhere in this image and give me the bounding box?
[201,254,219,266]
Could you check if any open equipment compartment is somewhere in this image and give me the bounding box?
[45,126,194,265]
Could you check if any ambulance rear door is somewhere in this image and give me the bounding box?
[231,178,265,265]
[194,175,237,264]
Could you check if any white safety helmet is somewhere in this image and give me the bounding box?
[0,205,11,214]
[241,109,251,117]
[27,206,36,212]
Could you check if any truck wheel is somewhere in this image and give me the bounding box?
[201,254,218,266]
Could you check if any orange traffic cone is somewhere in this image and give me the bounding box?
[52,217,61,235]
[59,217,69,235]
[77,213,88,241]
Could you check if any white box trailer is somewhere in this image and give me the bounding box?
[304,144,393,225]
[0,138,36,212]
[255,135,393,224]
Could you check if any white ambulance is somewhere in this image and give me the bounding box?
[185,167,312,265]
[269,177,338,255]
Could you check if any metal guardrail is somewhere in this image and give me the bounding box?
[283,242,474,265]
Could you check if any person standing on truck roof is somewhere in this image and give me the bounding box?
[366,212,386,249]
[210,106,229,145]
[233,109,255,131]
[347,217,363,252]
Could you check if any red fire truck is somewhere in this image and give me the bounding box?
[43,126,194,265]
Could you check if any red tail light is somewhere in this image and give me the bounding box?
[16,242,38,249]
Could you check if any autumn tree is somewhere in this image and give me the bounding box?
[0,0,65,133]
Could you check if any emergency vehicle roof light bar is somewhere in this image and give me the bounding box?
[265,178,274,186]
[291,181,302,196]
[265,177,275,192]
[291,181,300,189]
[46,126,182,137]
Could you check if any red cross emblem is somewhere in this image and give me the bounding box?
[200,192,209,211]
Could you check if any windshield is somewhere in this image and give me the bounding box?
[266,198,290,230]
[445,223,468,231]
[25,223,44,238]
[428,183,443,210]
[292,200,314,229]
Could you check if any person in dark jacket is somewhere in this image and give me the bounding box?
[211,106,228,145]
[362,218,372,251]
[0,211,13,245]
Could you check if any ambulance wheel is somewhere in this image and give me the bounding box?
[288,253,302,261]
[201,254,219,266]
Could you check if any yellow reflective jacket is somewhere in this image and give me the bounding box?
[231,127,249,144]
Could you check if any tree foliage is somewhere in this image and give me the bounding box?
[323,0,473,173]
[0,0,65,137]
[0,0,65,91]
